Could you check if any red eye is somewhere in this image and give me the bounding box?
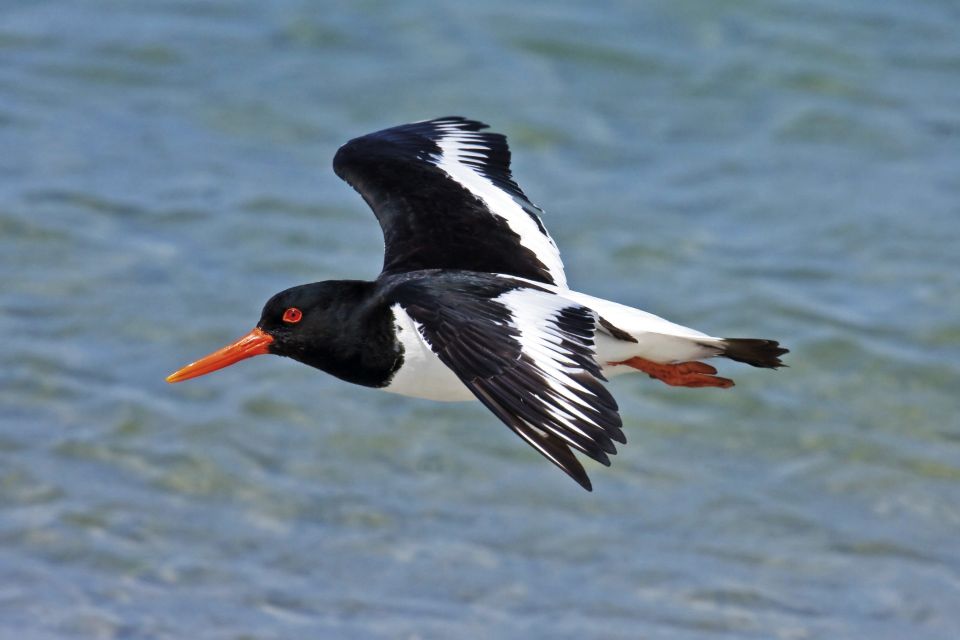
[282,307,302,324]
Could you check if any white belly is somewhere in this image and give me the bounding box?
[382,304,476,401]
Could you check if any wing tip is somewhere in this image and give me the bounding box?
[578,476,594,492]
[332,116,497,180]
[424,115,492,132]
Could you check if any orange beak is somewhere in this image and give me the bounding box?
[166,327,273,383]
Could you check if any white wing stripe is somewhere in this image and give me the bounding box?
[541,374,601,411]
[497,288,607,433]
[431,131,567,288]
[533,389,600,435]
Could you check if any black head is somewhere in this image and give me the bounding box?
[257,281,366,360]
[167,280,386,384]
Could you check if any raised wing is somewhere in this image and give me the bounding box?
[391,272,623,490]
[333,117,567,287]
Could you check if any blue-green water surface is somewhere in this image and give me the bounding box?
[2,1,959,638]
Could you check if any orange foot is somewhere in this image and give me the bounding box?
[611,357,734,388]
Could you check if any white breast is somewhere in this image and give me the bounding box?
[382,304,476,402]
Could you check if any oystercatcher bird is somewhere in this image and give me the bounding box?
[167,117,787,490]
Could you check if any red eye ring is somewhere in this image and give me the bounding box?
[282,307,303,324]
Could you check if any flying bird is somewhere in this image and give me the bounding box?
[167,117,787,491]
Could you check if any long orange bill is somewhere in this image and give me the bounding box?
[166,328,273,383]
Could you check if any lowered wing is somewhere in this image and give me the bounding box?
[390,272,623,490]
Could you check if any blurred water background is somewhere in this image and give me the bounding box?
[2,1,959,638]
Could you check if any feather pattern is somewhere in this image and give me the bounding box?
[389,272,623,490]
[333,117,566,287]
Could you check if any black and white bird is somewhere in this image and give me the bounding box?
[168,117,787,491]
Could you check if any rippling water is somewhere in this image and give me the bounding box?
[3,1,959,638]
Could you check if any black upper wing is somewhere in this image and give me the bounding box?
[389,271,624,491]
[333,117,567,287]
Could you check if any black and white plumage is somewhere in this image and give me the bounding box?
[388,272,624,486]
[333,116,567,287]
[168,117,788,491]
